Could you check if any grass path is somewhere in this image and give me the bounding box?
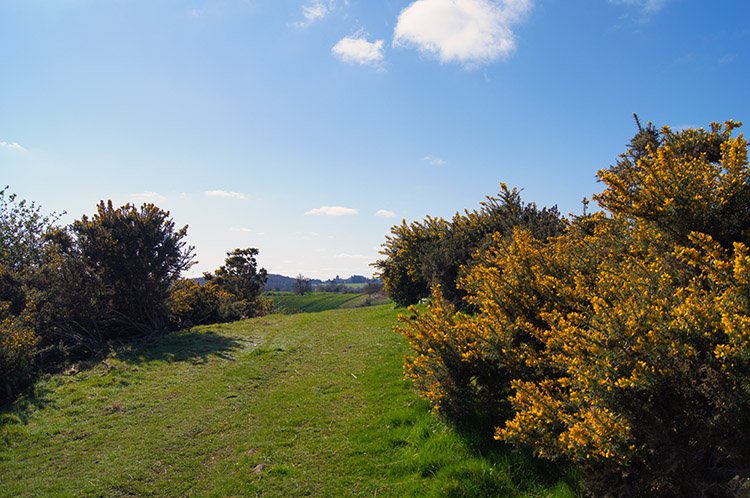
[0,305,578,497]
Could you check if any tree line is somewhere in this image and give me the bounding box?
[376,119,750,497]
[0,197,268,403]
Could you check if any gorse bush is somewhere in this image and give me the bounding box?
[0,269,36,401]
[393,121,750,497]
[0,192,272,403]
[71,201,196,337]
[0,186,61,401]
[26,202,197,353]
[166,279,238,328]
[374,185,565,308]
[193,247,271,323]
[166,254,271,328]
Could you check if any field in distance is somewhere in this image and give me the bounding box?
[268,291,390,314]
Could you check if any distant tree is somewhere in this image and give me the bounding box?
[363,282,383,296]
[204,248,268,303]
[294,274,312,295]
[321,282,344,292]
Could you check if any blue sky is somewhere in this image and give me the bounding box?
[2,0,749,279]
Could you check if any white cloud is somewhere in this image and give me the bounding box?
[393,0,533,67]
[230,227,254,232]
[0,141,25,151]
[130,191,166,203]
[332,33,385,67]
[205,190,248,200]
[336,253,372,260]
[305,206,359,216]
[421,155,446,166]
[376,209,396,218]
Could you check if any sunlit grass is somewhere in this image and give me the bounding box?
[268,291,363,313]
[0,305,579,497]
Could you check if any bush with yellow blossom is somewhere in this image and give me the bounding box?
[396,121,750,496]
[0,267,36,403]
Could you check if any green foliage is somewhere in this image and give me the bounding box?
[374,185,564,307]
[0,186,63,273]
[69,201,195,337]
[204,248,268,304]
[397,120,750,497]
[0,267,36,403]
[0,187,62,402]
[374,216,445,307]
[166,279,240,328]
[1,199,197,392]
[170,248,270,328]
[293,273,312,296]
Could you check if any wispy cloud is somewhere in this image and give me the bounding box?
[421,155,445,166]
[230,227,254,233]
[0,141,25,151]
[393,0,533,68]
[305,206,358,216]
[336,253,372,260]
[608,0,669,19]
[332,32,385,68]
[293,0,348,28]
[205,190,248,200]
[376,209,396,218]
[130,191,166,203]
[719,53,736,64]
[294,0,328,27]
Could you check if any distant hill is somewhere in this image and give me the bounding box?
[264,274,320,292]
[193,273,381,293]
[264,274,382,292]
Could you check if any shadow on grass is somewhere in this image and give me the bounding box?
[447,410,583,496]
[118,329,248,366]
[0,382,55,427]
[0,329,247,429]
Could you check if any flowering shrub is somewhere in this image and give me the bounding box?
[167,278,273,329]
[397,121,750,496]
[166,279,239,328]
[395,287,513,419]
[0,269,36,402]
[375,186,564,308]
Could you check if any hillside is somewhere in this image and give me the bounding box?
[264,274,381,292]
[0,306,577,497]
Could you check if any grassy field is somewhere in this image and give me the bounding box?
[269,292,382,313]
[0,305,579,497]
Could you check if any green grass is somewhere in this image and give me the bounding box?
[269,292,366,313]
[0,305,579,497]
